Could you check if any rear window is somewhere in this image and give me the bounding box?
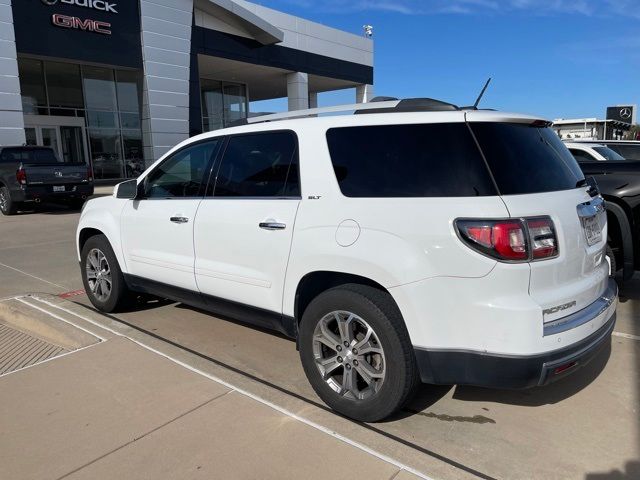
[593,146,625,161]
[606,144,640,161]
[470,123,584,195]
[0,148,61,164]
[326,123,496,197]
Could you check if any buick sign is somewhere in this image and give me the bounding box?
[41,0,118,14]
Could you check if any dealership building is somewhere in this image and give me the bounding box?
[0,0,374,180]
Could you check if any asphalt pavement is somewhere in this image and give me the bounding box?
[0,202,638,480]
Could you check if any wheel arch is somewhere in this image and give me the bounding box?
[293,271,396,327]
[606,200,634,281]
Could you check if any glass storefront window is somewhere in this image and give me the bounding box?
[88,128,124,179]
[115,70,142,113]
[83,66,118,111]
[18,59,46,114]
[122,130,145,177]
[223,83,247,125]
[45,61,83,109]
[201,80,247,131]
[87,110,120,129]
[17,57,144,180]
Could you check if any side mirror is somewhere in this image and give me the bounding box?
[115,179,139,199]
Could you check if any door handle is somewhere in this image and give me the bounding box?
[259,222,286,230]
[170,216,189,224]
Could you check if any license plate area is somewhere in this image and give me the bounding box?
[582,215,602,246]
[53,185,65,193]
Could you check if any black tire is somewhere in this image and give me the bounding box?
[80,234,131,312]
[299,284,419,422]
[0,186,18,215]
[606,244,617,278]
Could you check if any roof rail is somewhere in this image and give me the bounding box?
[241,97,460,125]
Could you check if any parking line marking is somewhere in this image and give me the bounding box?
[0,261,68,290]
[0,343,99,378]
[15,297,106,341]
[613,331,640,341]
[30,296,436,480]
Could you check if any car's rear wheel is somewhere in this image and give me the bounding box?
[81,234,131,312]
[299,284,419,422]
[0,186,18,215]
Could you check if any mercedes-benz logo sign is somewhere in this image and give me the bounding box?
[620,107,632,120]
[41,0,58,5]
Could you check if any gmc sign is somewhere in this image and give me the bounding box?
[52,13,111,34]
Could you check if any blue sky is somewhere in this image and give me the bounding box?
[250,0,639,120]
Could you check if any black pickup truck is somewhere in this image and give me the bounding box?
[577,160,640,280]
[0,146,94,215]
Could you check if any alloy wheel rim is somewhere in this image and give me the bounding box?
[312,310,386,401]
[85,248,112,302]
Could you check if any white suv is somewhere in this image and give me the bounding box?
[77,99,618,421]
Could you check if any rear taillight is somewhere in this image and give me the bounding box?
[527,218,557,259]
[16,167,27,185]
[456,217,558,262]
[87,165,94,182]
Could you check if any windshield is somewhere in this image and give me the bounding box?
[593,146,625,161]
[470,122,585,195]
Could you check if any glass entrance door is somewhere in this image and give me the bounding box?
[60,126,84,163]
[23,119,88,165]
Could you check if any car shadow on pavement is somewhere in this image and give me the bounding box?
[14,202,81,216]
[173,302,295,342]
[585,461,640,479]
[451,341,612,407]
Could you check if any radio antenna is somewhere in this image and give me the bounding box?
[473,78,492,109]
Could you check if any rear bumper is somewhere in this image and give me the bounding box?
[12,184,94,202]
[414,279,618,389]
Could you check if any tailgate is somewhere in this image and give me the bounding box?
[466,114,610,322]
[500,189,608,322]
[24,164,88,185]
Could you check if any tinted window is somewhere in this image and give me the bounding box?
[144,141,219,199]
[212,131,299,197]
[606,144,640,161]
[569,149,596,163]
[326,123,496,197]
[0,148,60,164]
[593,146,625,161]
[471,123,584,195]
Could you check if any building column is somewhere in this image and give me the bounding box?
[308,91,318,109]
[356,84,374,104]
[287,72,308,111]
[140,0,193,166]
[0,0,25,146]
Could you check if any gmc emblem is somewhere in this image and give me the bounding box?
[52,13,111,35]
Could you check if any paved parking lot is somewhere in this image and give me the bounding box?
[0,203,638,480]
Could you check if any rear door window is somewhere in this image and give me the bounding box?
[470,123,584,195]
[326,123,496,197]
[211,131,299,197]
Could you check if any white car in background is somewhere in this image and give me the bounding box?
[76,98,618,421]
[564,142,626,162]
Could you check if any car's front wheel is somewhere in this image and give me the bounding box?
[81,234,130,312]
[299,284,419,422]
